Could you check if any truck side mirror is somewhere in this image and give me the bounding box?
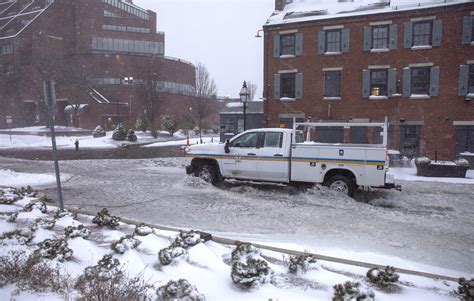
[224,139,230,153]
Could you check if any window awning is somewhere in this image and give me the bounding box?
[64,104,89,114]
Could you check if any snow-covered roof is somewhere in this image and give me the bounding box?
[266,0,474,26]
[220,101,264,114]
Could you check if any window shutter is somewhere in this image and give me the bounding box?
[341,28,350,53]
[403,22,413,48]
[295,73,303,99]
[429,66,440,96]
[432,20,442,47]
[295,33,303,56]
[403,67,411,97]
[388,68,397,97]
[362,70,370,98]
[458,65,469,96]
[462,16,473,45]
[317,31,325,54]
[363,27,372,51]
[274,74,281,99]
[389,24,398,49]
[273,34,280,58]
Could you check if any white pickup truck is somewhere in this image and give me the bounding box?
[185,120,399,196]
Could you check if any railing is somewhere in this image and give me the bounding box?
[163,55,194,67]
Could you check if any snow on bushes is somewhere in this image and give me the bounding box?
[415,157,431,165]
[53,209,76,220]
[366,266,400,291]
[92,125,106,138]
[0,229,33,245]
[23,201,47,213]
[112,124,127,141]
[127,129,138,142]
[7,212,18,223]
[157,230,204,266]
[92,208,121,228]
[111,234,141,254]
[287,253,317,275]
[64,225,91,239]
[0,188,20,204]
[454,277,474,300]
[30,217,56,231]
[36,238,73,262]
[455,158,470,167]
[158,246,187,266]
[333,281,375,301]
[134,223,154,236]
[230,243,273,289]
[156,279,205,301]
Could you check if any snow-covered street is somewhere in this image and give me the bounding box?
[1,156,473,278]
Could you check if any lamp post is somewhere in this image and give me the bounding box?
[239,81,250,131]
[123,76,134,125]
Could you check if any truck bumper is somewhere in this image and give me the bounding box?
[381,173,401,191]
[186,165,194,175]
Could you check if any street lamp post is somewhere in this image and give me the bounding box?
[239,81,250,131]
[123,76,134,126]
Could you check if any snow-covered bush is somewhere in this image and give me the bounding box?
[287,253,317,274]
[454,277,474,300]
[0,229,33,245]
[64,225,91,239]
[161,115,178,136]
[366,266,400,290]
[231,243,261,262]
[231,258,273,289]
[7,212,18,223]
[156,279,205,301]
[75,255,153,300]
[112,124,127,141]
[171,230,204,249]
[36,238,73,262]
[333,281,375,301]
[92,208,121,228]
[30,217,56,231]
[92,125,106,138]
[158,246,187,266]
[23,200,47,213]
[0,188,20,204]
[53,209,76,220]
[111,235,141,254]
[134,223,154,236]
[415,157,430,166]
[127,129,137,142]
[455,158,470,167]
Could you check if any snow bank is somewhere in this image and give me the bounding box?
[0,169,71,188]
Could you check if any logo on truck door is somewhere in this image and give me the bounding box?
[310,162,317,167]
[235,156,241,163]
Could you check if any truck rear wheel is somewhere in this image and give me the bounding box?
[194,164,221,185]
[324,175,355,197]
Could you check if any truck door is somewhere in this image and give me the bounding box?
[222,132,259,179]
[257,132,289,182]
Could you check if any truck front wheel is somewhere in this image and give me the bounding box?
[194,164,221,185]
[324,175,355,197]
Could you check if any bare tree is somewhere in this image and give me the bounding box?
[194,62,218,142]
[246,80,258,101]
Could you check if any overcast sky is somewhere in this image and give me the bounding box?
[134,0,274,99]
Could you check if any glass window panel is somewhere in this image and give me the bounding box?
[280,34,295,55]
[325,30,341,52]
[372,26,388,49]
[411,67,431,94]
[413,21,432,46]
[370,69,388,96]
[264,132,282,148]
[280,73,296,98]
[324,71,341,97]
[468,65,474,94]
[230,132,259,148]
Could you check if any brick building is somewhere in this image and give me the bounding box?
[263,0,474,159]
[0,0,197,130]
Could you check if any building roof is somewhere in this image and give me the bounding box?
[0,0,53,39]
[220,101,264,114]
[265,0,474,27]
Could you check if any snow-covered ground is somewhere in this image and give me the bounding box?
[0,189,465,300]
[0,130,218,150]
[390,167,474,184]
[0,169,72,188]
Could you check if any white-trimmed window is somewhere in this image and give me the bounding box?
[273,32,302,57]
[273,72,303,100]
[364,23,397,51]
[317,28,349,54]
[404,18,442,48]
[324,71,341,98]
[402,65,440,98]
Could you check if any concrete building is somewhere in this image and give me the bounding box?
[0,0,196,130]
[263,0,474,159]
[219,100,264,142]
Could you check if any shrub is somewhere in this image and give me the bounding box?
[23,201,47,213]
[454,277,474,300]
[64,225,91,239]
[111,235,141,254]
[127,129,138,142]
[231,243,261,262]
[135,116,148,132]
[75,255,153,300]
[366,266,400,290]
[455,158,470,167]
[333,281,375,301]
[7,212,18,223]
[36,238,73,262]
[53,209,77,220]
[134,224,154,236]
[415,157,430,166]
[92,125,106,138]
[30,217,56,231]
[288,253,317,274]
[92,208,121,228]
[231,258,273,289]
[0,251,73,297]
[0,229,33,245]
[171,230,204,249]
[161,115,178,136]
[158,246,187,266]
[112,124,127,141]
[0,188,20,204]
[156,279,205,301]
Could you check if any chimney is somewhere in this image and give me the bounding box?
[275,0,286,11]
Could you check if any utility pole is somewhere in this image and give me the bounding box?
[43,80,64,211]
